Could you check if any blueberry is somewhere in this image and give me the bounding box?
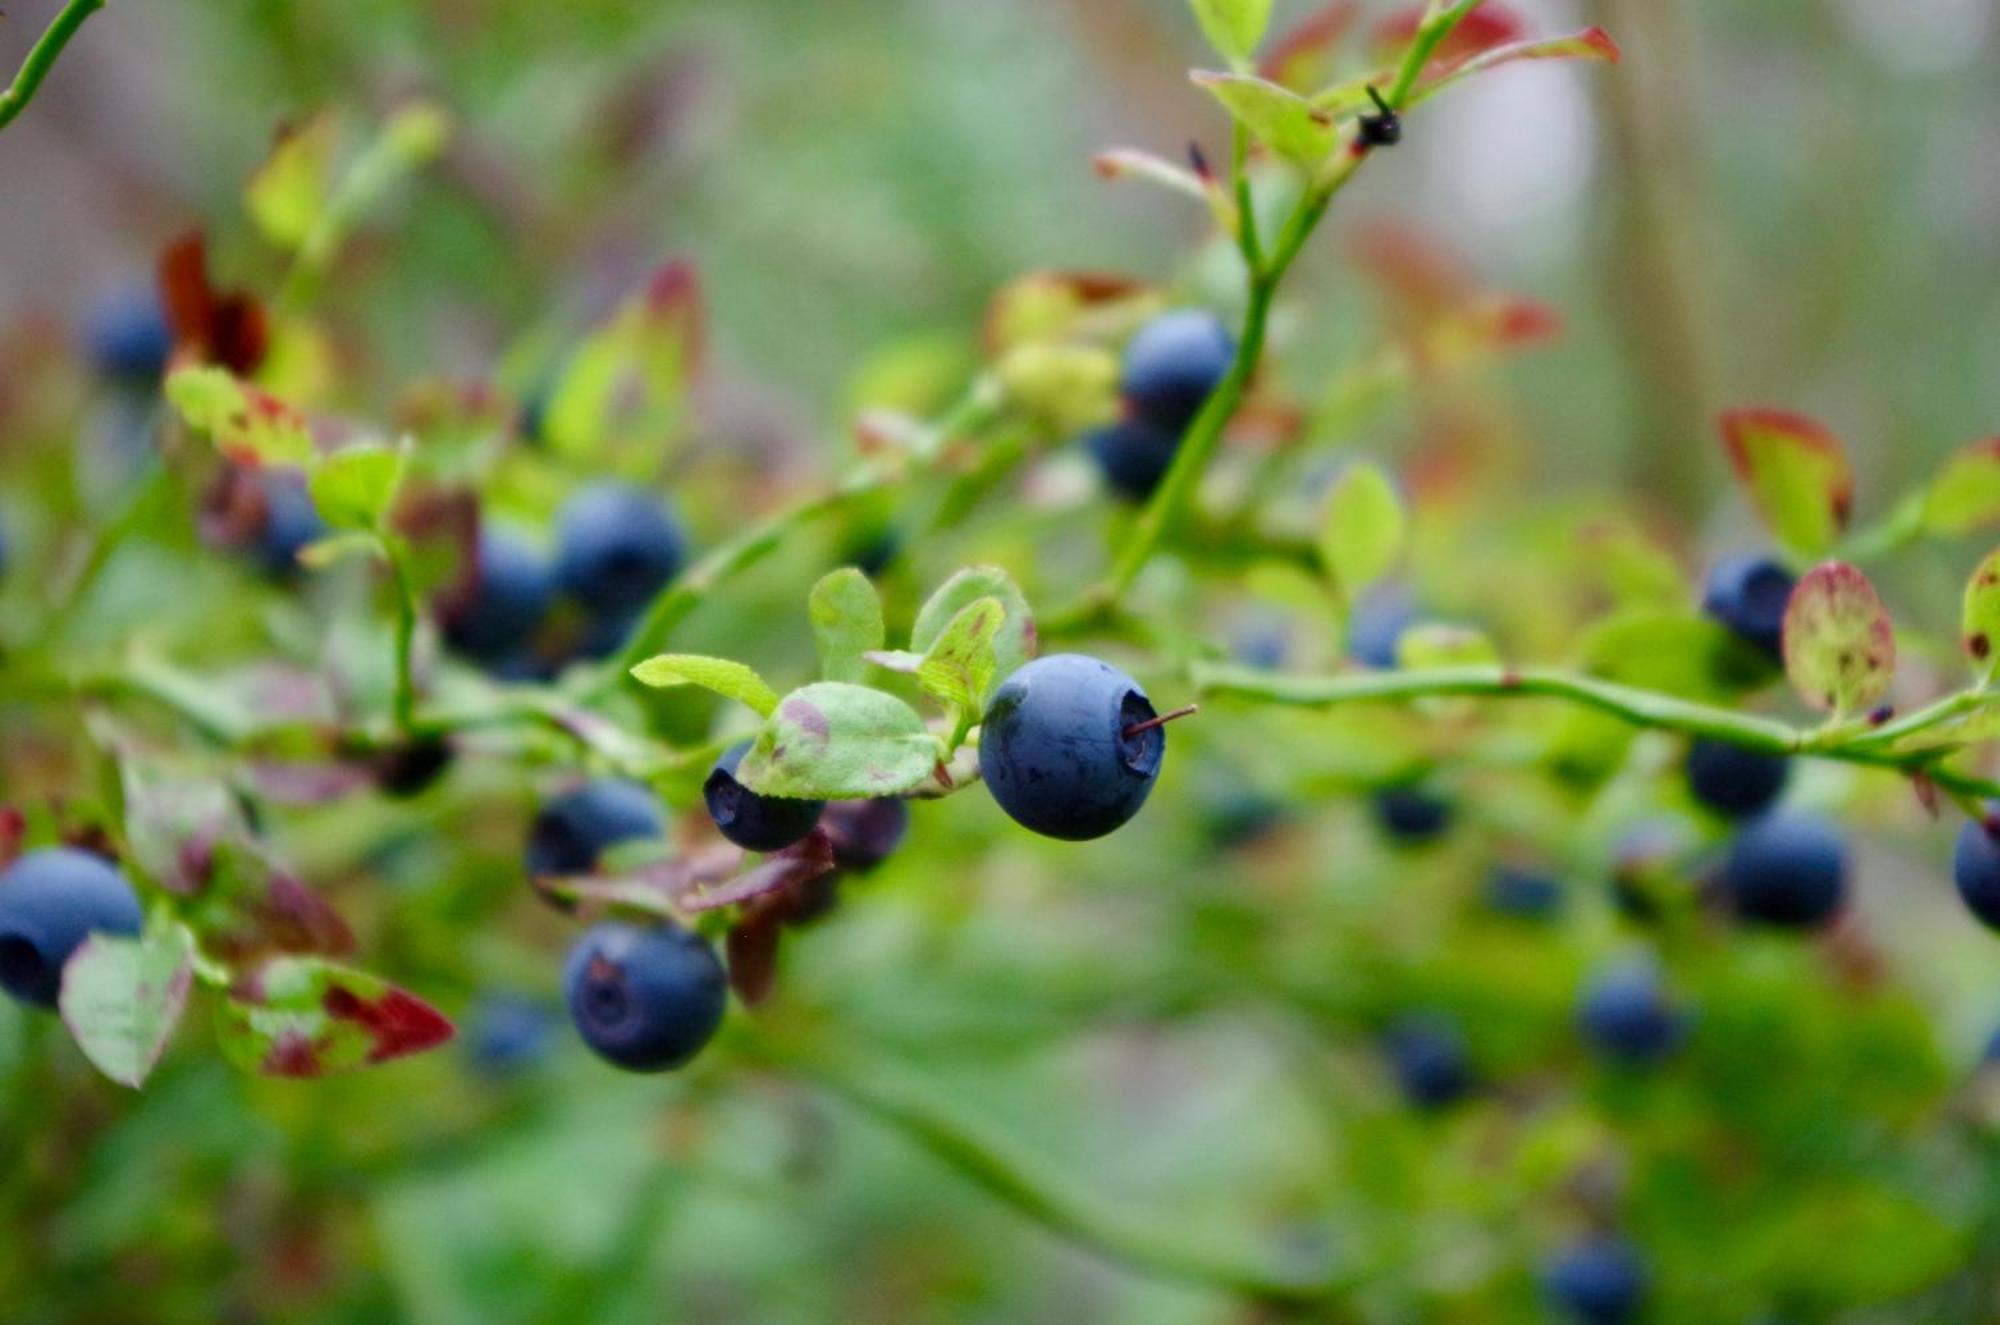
[1953,816,2000,930]
[573,604,643,661]
[1485,865,1564,920]
[1200,781,1286,852]
[1579,962,1685,1064]
[440,528,554,665]
[1086,417,1180,501]
[0,848,145,1009]
[1723,811,1847,929]
[1544,1236,1648,1325]
[704,742,825,852]
[257,471,327,578]
[977,654,1165,841]
[1701,555,1795,664]
[1383,1015,1474,1109]
[82,284,173,383]
[563,922,727,1072]
[463,993,557,1078]
[1686,739,1789,819]
[554,482,686,616]
[526,779,665,877]
[1346,585,1415,669]
[373,736,454,799]
[1120,310,1234,433]
[820,798,910,872]
[845,527,903,578]
[1373,785,1452,845]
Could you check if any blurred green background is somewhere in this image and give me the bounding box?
[4,1,2000,1322]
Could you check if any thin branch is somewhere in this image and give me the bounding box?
[0,0,103,133]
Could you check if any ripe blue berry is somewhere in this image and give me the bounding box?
[1085,417,1180,501]
[1346,585,1414,669]
[0,848,145,1009]
[1485,865,1564,920]
[82,284,173,383]
[1701,554,1795,664]
[1579,962,1685,1064]
[1723,811,1847,929]
[1952,817,2000,930]
[1119,310,1234,433]
[1373,785,1452,845]
[563,922,726,1072]
[1685,739,1789,819]
[554,482,686,616]
[257,471,327,578]
[1383,1015,1473,1109]
[526,778,665,876]
[440,527,554,665]
[463,993,557,1078]
[705,742,826,852]
[371,736,454,799]
[820,798,910,872]
[1544,1237,1648,1325]
[978,654,1165,841]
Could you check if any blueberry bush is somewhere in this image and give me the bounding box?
[6,1,2000,1321]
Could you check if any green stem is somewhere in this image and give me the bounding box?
[382,535,420,735]
[0,0,102,133]
[756,1031,1358,1312]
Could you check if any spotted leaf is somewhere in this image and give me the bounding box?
[217,957,453,1078]
[734,683,937,800]
[1783,562,1895,714]
[1720,408,1855,559]
[1962,549,2000,682]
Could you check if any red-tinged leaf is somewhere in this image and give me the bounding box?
[541,258,705,469]
[1371,4,1525,68]
[1352,222,1474,326]
[1783,562,1895,715]
[541,843,744,918]
[1258,2,1359,92]
[1415,26,1622,100]
[157,231,269,376]
[680,831,836,914]
[1720,408,1856,558]
[982,270,1151,354]
[0,807,24,871]
[726,899,787,1007]
[1910,770,1941,819]
[218,957,452,1078]
[167,367,314,468]
[1418,294,1564,369]
[1925,438,2000,534]
[1961,548,2000,681]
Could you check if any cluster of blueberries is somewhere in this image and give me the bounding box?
[1084,309,1236,501]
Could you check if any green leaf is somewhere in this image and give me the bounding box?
[216,957,453,1078]
[544,260,702,473]
[1191,71,1338,164]
[1412,27,1623,104]
[1579,610,1774,700]
[298,531,383,569]
[1925,438,2000,535]
[911,567,1036,690]
[308,439,407,531]
[1189,0,1274,67]
[1395,623,1498,669]
[1784,562,1895,714]
[1720,408,1855,558]
[735,683,938,799]
[1961,549,2000,681]
[1317,462,1405,600]
[57,922,196,1089]
[245,113,337,251]
[809,569,885,685]
[164,366,314,467]
[629,654,781,718]
[917,597,1005,711]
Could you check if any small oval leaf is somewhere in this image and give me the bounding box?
[1925,439,2000,535]
[911,568,1036,687]
[629,654,781,717]
[735,683,938,799]
[1719,408,1855,558]
[916,597,1005,710]
[1190,0,1275,67]
[58,923,197,1089]
[1961,549,2000,681]
[1783,562,1895,714]
[809,569,886,685]
[1317,461,1406,601]
[1191,71,1339,164]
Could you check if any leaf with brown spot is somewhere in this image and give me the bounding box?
[1963,548,2000,682]
[1720,408,1855,558]
[1783,562,1895,715]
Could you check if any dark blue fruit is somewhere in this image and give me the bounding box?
[554,482,686,615]
[1723,811,1847,929]
[563,922,727,1072]
[83,284,173,383]
[1086,417,1180,501]
[441,528,554,665]
[372,736,453,798]
[1544,1237,1648,1325]
[1485,865,1564,920]
[820,798,910,872]
[705,742,825,852]
[0,848,145,1009]
[526,779,664,876]
[1373,785,1452,845]
[978,654,1165,841]
[463,993,557,1077]
[257,471,327,578]
[1686,739,1789,819]
[1953,817,2000,930]
[1346,585,1414,668]
[1579,962,1685,1064]
[1383,1015,1474,1109]
[1120,310,1234,432]
[1701,555,1795,664]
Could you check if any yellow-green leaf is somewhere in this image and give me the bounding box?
[1925,439,2000,535]
[1784,562,1894,714]
[307,439,407,531]
[916,597,1004,711]
[1190,0,1274,67]
[1720,408,1855,559]
[245,114,338,251]
[735,683,937,799]
[165,366,313,466]
[629,654,781,717]
[1317,462,1405,600]
[1962,549,2000,682]
[810,568,886,685]
[1191,71,1338,164]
